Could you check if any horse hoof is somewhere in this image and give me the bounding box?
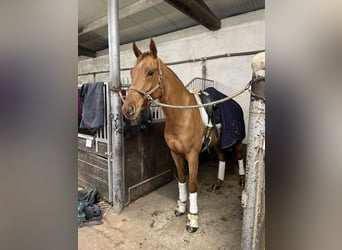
[186,213,199,233]
[186,226,198,233]
[211,183,221,190]
[212,179,223,190]
[175,200,187,216]
[239,175,245,187]
[175,211,185,217]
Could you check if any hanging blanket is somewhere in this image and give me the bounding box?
[203,87,246,149]
[80,82,104,132]
[78,88,82,120]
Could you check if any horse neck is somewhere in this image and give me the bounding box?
[159,65,193,106]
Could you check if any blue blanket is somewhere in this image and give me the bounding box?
[204,87,245,149]
[80,82,105,132]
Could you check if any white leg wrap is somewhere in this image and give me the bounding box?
[218,161,226,181]
[178,182,187,202]
[176,200,187,213]
[189,192,198,214]
[187,213,199,228]
[238,159,245,175]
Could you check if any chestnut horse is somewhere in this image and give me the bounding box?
[122,39,245,233]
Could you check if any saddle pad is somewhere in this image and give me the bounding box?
[193,94,221,129]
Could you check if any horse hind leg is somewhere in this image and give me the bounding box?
[235,141,245,187]
[211,147,226,190]
[170,151,188,216]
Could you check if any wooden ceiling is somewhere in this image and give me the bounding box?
[78,0,265,57]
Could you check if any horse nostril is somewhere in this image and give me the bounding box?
[128,104,135,116]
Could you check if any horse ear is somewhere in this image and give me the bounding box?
[133,42,142,58]
[149,39,157,58]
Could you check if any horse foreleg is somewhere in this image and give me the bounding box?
[186,152,199,233]
[212,147,226,190]
[170,151,187,216]
[235,141,245,187]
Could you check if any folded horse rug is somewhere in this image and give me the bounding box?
[80,82,105,132]
[203,87,246,149]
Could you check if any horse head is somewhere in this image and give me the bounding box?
[122,39,163,120]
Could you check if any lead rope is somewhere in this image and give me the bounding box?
[119,78,259,108]
[119,58,264,109]
[118,91,125,103]
[149,77,262,109]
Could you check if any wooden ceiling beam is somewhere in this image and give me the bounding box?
[78,45,96,57]
[165,0,221,31]
[78,0,164,36]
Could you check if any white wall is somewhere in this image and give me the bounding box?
[78,9,265,142]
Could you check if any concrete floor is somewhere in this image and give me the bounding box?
[78,158,243,250]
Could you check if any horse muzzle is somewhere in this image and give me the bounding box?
[122,103,137,120]
[122,89,147,120]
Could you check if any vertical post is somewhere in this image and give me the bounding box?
[106,83,113,203]
[201,59,207,79]
[108,0,124,213]
[241,52,265,250]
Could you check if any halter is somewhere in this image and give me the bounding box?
[129,58,163,102]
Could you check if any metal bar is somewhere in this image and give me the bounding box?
[77,50,265,76]
[99,127,103,139]
[103,83,107,140]
[184,77,214,89]
[165,50,265,66]
[96,138,108,144]
[241,52,265,250]
[77,134,94,140]
[108,0,124,213]
[105,82,113,203]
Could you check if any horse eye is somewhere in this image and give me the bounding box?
[147,70,154,77]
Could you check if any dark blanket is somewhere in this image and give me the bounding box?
[78,189,102,228]
[78,88,82,119]
[204,87,245,149]
[80,82,105,132]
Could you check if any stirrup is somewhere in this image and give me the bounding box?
[200,135,211,153]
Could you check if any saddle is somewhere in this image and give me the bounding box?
[199,90,220,137]
[192,90,221,153]
[194,87,245,151]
